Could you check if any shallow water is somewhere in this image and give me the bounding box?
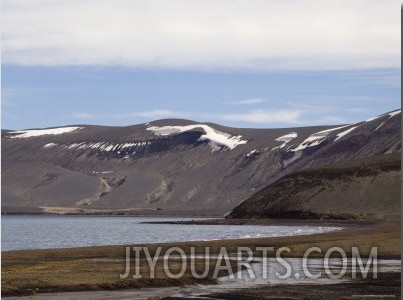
[1,215,341,251]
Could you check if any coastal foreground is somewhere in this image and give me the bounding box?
[2,219,400,299]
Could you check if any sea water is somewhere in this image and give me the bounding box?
[1,215,341,251]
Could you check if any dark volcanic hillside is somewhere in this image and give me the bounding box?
[1,109,401,215]
[226,153,401,220]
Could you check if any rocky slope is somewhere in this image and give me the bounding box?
[1,109,401,215]
[226,153,401,220]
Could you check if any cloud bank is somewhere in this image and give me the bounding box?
[73,110,184,120]
[72,108,303,124]
[229,98,266,105]
[2,0,400,70]
[221,109,301,124]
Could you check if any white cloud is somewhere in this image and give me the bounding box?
[73,112,94,119]
[136,109,185,118]
[73,109,185,120]
[221,109,301,123]
[308,116,348,125]
[229,98,265,105]
[2,0,400,70]
[73,107,358,126]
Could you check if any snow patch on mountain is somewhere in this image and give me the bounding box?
[43,141,152,155]
[335,126,358,141]
[272,132,297,150]
[9,127,82,138]
[375,122,385,132]
[246,149,260,157]
[388,109,401,118]
[366,109,400,123]
[289,125,349,152]
[147,124,247,150]
[366,115,383,122]
[43,143,59,148]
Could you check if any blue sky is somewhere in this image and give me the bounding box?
[1,0,401,130]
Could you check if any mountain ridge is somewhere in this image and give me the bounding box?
[2,109,401,216]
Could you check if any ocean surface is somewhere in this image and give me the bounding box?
[1,215,341,251]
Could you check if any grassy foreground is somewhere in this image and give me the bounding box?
[1,219,400,297]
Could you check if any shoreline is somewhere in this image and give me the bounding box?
[1,209,227,218]
[2,218,400,298]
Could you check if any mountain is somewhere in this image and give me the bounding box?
[1,109,401,216]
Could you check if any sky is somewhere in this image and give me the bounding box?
[1,0,401,130]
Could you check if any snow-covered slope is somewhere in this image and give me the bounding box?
[147,124,247,150]
[9,127,82,138]
[272,132,297,150]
